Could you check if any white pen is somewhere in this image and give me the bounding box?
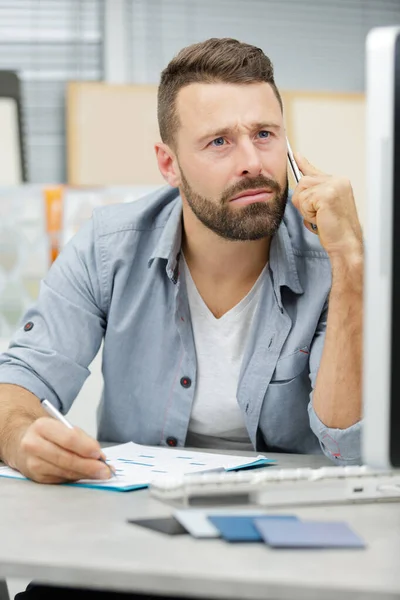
[41,398,115,477]
[286,137,318,232]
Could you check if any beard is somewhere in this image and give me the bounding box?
[179,168,288,242]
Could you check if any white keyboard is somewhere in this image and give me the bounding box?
[149,465,400,507]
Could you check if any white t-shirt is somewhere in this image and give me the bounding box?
[183,255,267,450]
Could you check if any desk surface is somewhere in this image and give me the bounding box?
[1,451,400,600]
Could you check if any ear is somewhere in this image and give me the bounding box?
[155,142,181,188]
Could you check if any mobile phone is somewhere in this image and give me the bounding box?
[287,138,302,184]
[286,138,318,232]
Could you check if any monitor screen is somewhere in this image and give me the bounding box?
[363,26,400,469]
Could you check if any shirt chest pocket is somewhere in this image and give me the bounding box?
[270,347,309,383]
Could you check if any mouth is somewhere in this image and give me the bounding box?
[229,188,274,206]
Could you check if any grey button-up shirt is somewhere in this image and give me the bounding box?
[0,187,361,464]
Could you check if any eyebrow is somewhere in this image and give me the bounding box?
[197,122,282,144]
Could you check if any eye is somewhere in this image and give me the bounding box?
[210,137,226,147]
[258,130,271,139]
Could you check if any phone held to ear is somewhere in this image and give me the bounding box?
[286,138,318,233]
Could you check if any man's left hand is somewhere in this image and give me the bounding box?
[291,153,363,259]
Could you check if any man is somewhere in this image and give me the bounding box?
[0,38,364,487]
[0,37,363,595]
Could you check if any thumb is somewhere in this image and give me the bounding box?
[294,152,325,177]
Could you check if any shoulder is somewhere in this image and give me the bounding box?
[92,186,181,238]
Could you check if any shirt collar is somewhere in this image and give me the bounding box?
[148,191,303,295]
[148,196,183,282]
[269,206,304,301]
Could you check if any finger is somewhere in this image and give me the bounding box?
[21,433,111,480]
[291,177,326,213]
[294,152,326,178]
[34,417,102,459]
[23,455,105,484]
[291,180,319,216]
[39,439,111,480]
[295,186,320,223]
[294,175,326,192]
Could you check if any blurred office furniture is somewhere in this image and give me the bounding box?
[43,186,64,264]
[282,90,366,226]
[0,580,9,600]
[0,187,48,337]
[66,83,366,226]
[0,1,104,184]
[67,82,164,186]
[0,71,26,184]
[61,185,161,245]
[0,185,161,338]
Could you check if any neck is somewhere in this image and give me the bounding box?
[181,203,271,286]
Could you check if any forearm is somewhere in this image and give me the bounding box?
[0,383,46,466]
[312,252,363,429]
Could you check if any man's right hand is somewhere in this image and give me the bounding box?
[14,417,112,484]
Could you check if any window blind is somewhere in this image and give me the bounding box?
[0,0,104,183]
[126,0,400,92]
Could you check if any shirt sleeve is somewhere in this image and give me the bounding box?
[0,217,107,414]
[307,301,362,465]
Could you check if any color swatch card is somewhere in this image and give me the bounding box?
[254,518,366,549]
[208,514,298,542]
[174,509,277,539]
[0,441,274,491]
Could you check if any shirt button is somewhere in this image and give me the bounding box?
[166,436,178,447]
[180,377,192,389]
[24,321,34,332]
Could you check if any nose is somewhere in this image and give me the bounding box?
[236,139,263,178]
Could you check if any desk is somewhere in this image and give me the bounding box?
[1,452,400,600]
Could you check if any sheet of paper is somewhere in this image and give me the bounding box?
[0,442,274,491]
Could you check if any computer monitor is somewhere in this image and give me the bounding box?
[363,26,400,469]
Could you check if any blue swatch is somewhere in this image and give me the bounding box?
[254,519,366,549]
[208,515,298,542]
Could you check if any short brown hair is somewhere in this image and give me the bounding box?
[158,38,283,147]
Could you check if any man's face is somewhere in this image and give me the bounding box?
[174,81,288,241]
